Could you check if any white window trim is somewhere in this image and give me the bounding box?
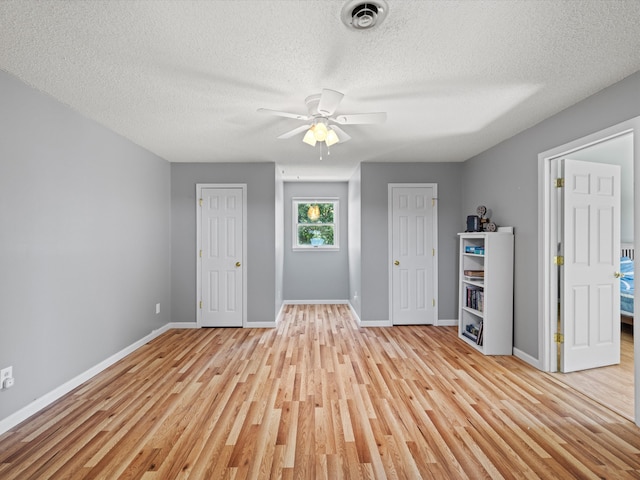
[292,197,339,251]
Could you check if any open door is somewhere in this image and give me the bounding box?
[559,159,621,372]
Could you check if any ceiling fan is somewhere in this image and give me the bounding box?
[257,88,386,148]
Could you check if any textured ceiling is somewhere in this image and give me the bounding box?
[1,1,640,180]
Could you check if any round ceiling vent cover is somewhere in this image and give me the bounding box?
[341,0,389,30]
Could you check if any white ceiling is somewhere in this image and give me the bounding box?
[1,1,640,181]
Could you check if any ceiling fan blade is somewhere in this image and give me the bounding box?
[333,112,387,125]
[330,125,351,143]
[257,108,310,121]
[317,89,344,116]
[277,124,311,139]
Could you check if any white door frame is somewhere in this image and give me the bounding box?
[388,183,439,325]
[196,183,247,328]
[538,117,639,424]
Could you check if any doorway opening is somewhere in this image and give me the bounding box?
[538,118,639,424]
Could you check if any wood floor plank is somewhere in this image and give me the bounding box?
[551,324,634,421]
[1,304,639,479]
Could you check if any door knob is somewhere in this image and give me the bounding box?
[614,272,625,278]
[394,260,400,266]
[236,262,241,267]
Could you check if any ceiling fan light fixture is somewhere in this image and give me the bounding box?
[313,122,328,142]
[302,129,317,146]
[325,128,339,147]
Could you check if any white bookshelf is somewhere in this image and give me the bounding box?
[458,232,513,355]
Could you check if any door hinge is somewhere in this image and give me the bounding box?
[553,332,564,344]
[432,299,436,307]
[432,248,435,256]
[199,198,203,207]
[553,255,564,266]
[199,301,203,309]
[554,178,565,188]
[199,249,202,258]
[432,198,436,207]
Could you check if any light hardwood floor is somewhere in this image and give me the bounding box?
[551,324,634,421]
[1,304,640,479]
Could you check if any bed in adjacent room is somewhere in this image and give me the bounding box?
[620,243,634,326]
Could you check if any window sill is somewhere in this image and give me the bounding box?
[292,246,340,252]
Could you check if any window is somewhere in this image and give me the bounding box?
[292,198,339,250]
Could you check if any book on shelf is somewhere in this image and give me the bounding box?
[462,331,478,342]
[464,285,484,312]
[463,270,484,281]
[476,322,484,346]
[464,270,484,277]
[464,275,484,281]
[463,323,480,342]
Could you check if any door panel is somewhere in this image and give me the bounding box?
[390,186,437,325]
[561,159,620,372]
[200,187,244,327]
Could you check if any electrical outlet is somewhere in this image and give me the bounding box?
[0,366,13,390]
[155,303,161,314]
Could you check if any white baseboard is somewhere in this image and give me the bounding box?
[244,321,277,328]
[0,322,195,435]
[350,306,455,328]
[347,302,361,325]
[347,301,393,327]
[513,347,541,370]
[436,319,457,327]
[348,303,394,327]
[169,322,198,329]
[359,320,393,327]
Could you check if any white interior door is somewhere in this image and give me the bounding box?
[390,185,438,325]
[198,186,245,327]
[560,159,621,372]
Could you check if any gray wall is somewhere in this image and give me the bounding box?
[360,162,464,322]
[462,70,640,359]
[171,163,277,324]
[283,182,349,301]
[0,70,171,421]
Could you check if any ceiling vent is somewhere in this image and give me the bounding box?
[341,0,388,30]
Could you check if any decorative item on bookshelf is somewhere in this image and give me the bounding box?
[466,215,481,232]
[465,205,500,232]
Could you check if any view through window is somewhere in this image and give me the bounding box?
[292,199,339,250]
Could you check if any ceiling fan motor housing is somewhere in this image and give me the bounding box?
[341,0,388,30]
